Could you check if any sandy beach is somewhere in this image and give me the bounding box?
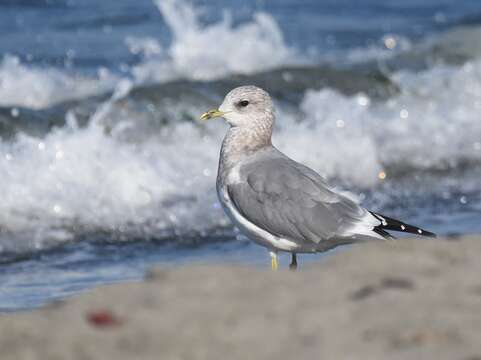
[2,235,481,360]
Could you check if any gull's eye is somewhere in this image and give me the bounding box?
[238,100,249,107]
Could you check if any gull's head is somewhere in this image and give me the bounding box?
[200,86,274,128]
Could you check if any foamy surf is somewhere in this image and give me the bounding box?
[294,59,481,182]
[0,55,119,109]
[0,0,480,259]
[130,0,297,82]
[1,55,481,256]
[0,0,298,110]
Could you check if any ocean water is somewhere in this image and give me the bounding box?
[1,0,481,311]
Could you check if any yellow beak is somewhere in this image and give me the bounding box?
[200,109,227,121]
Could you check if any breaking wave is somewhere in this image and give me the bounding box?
[0,0,481,257]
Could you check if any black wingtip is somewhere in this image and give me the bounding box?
[373,227,396,240]
[420,229,437,238]
[370,212,437,238]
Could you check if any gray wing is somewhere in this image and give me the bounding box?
[227,152,379,244]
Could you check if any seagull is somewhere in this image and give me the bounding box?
[200,86,436,270]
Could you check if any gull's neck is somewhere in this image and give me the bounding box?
[219,119,273,172]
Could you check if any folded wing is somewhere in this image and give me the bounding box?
[227,151,381,245]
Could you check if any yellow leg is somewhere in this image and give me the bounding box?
[269,251,278,271]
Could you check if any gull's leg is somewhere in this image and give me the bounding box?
[269,251,278,271]
[289,253,298,271]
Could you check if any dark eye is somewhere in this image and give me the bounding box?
[239,100,249,107]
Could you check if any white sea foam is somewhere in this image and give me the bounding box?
[372,61,481,170]
[0,0,296,110]
[130,0,297,82]
[2,58,481,255]
[0,114,227,254]
[1,0,481,254]
[276,90,381,187]
[0,55,118,109]
[284,59,481,187]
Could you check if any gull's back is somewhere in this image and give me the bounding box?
[220,146,383,253]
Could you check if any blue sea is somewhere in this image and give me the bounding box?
[1,0,481,311]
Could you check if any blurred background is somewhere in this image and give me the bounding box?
[1,0,481,311]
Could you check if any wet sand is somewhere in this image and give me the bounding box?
[2,235,481,360]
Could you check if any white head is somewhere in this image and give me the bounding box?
[201,86,275,129]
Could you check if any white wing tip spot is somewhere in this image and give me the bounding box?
[401,225,406,231]
[377,215,388,226]
[418,229,423,234]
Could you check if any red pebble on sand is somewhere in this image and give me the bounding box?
[86,310,122,328]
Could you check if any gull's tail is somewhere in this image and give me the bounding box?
[370,212,436,239]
